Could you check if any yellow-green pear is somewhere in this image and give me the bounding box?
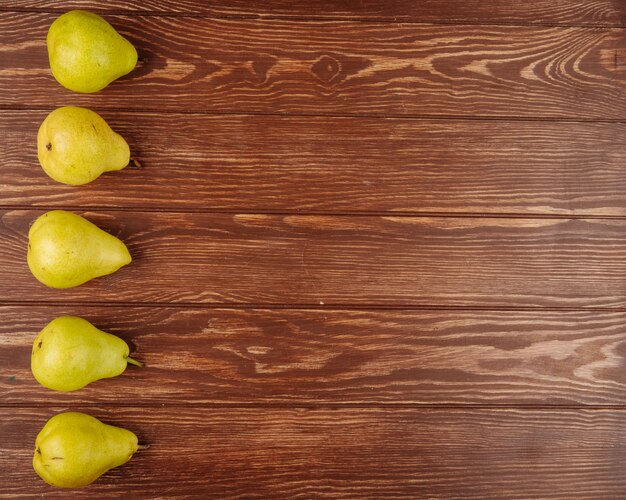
[47,10,138,93]
[27,210,132,289]
[34,412,139,488]
[38,106,131,186]
[31,316,141,392]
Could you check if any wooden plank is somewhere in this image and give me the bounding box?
[3,306,626,406]
[3,111,626,216]
[2,407,626,498]
[3,0,625,27]
[1,13,625,119]
[2,210,626,308]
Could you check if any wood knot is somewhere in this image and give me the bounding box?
[312,55,342,83]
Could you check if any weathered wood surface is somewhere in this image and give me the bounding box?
[2,210,626,308]
[3,407,626,498]
[3,111,626,215]
[3,1,626,497]
[3,306,626,406]
[1,13,626,118]
[3,0,625,26]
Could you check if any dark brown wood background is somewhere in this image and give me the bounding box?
[1,1,626,498]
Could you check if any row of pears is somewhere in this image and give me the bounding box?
[30,10,147,489]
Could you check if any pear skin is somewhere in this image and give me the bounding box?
[33,412,139,488]
[31,316,141,392]
[27,210,132,289]
[38,106,130,186]
[47,10,137,93]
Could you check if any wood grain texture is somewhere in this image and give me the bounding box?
[4,306,626,406]
[3,0,626,26]
[3,210,626,308]
[3,4,626,497]
[1,13,625,119]
[3,407,626,498]
[3,110,626,215]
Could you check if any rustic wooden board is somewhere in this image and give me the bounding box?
[2,13,625,119]
[3,1,626,497]
[3,111,626,215]
[3,210,626,308]
[4,0,625,26]
[3,306,626,406]
[2,407,626,498]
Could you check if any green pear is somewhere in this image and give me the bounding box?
[27,210,132,289]
[31,316,141,392]
[38,106,131,186]
[47,10,138,93]
[34,412,139,488]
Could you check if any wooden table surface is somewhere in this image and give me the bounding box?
[1,1,626,498]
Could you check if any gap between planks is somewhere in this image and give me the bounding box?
[3,105,626,124]
[9,302,626,312]
[5,206,626,221]
[5,403,626,410]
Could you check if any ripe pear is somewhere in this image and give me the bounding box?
[47,10,138,93]
[34,412,139,488]
[38,106,131,186]
[27,210,131,289]
[31,316,141,392]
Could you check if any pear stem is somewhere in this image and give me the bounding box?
[137,444,151,451]
[126,356,142,367]
[129,156,143,169]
